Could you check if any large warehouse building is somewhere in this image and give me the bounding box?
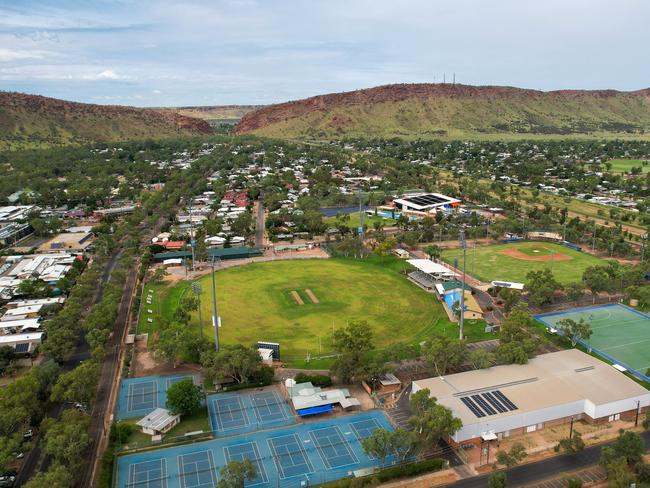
[412,349,650,446]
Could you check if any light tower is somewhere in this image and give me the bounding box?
[191,281,203,339]
[459,229,467,340]
[210,256,221,351]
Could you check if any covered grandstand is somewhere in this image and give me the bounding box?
[406,259,456,289]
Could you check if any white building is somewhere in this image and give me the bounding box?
[412,349,650,447]
[136,408,180,436]
[393,193,461,215]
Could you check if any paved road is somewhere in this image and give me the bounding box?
[447,430,650,488]
[14,251,122,486]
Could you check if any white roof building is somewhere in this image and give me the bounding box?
[412,349,650,445]
[136,408,181,436]
[0,332,43,353]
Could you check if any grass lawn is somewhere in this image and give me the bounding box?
[148,257,490,364]
[607,158,650,174]
[119,407,211,449]
[441,241,605,285]
[324,213,396,229]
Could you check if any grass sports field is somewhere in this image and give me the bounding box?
[441,241,604,284]
[607,159,650,174]
[140,257,489,362]
[535,304,650,381]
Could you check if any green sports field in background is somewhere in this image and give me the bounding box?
[441,241,605,284]
[607,159,650,174]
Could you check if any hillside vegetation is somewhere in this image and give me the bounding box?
[162,105,261,122]
[234,83,650,140]
[0,92,213,150]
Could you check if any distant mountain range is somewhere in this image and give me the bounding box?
[0,92,213,150]
[234,83,650,140]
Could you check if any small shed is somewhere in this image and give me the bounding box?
[136,408,180,436]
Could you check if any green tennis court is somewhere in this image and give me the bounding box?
[535,304,650,381]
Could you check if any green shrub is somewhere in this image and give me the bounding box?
[295,372,332,387]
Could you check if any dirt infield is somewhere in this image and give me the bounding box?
[290,290,304,305]
[305,288,319,304]
[502,248,572,261]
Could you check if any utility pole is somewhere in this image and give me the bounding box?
[459,229,467,340]
[642,233,648,262]
[635,400,640,427]
[358,190,365,242]
[563,221,567,242]
[210,257,220,352]
[191,282,203,339]
[189,200,196,271]
[592,222,597,251]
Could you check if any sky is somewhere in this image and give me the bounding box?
[0,0,648,107]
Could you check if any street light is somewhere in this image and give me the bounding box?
[210,256,221,352]
[191,281,203,339]
[459,229,467,341]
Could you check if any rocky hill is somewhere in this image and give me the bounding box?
[234,83,650,140]
[0,92,213,150]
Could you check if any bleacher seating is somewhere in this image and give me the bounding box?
[408,270,435,289]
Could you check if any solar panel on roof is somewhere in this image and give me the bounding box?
[494,390,518,411]
[404,194,450,206]
[14,343,29,353]
[471,394,497,415]
[482,392,508,413]
[459,396,485,418]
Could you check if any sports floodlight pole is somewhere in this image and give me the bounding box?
[211,256,220,352]
[191,282,203,339]
[459,229,467,340]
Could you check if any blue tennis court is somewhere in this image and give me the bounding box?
[178,451,216,488]
[116,374,198,420]
[128,459,168,488]
[116,410,394,488]
[207,390,294,435]
[224,442,268,486]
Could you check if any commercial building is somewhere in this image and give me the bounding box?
[393,192,461,216]
[412,349,650,446]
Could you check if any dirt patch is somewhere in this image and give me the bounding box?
[502,248,572,261]
[305,288,319,304]
[131,334,201,378]
[290,290,304,305]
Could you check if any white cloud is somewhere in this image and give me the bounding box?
[81,69,129,80]
[0,48,46,62]
[152,89,162,94]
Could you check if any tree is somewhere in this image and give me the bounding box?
[643,406,650,430]
[498,288,520,313]
[556,318,592,347]
[495,443,527,468]
[360,428,393,467]
[424,335,466,377]
[51,360,99,406]
[330,321,374,383]
[157,321,192,366]
[565,282,585,302]
[600,454,635,488]
[562,476,583,488]
[216,459,256,488]
[42,410,91,470]
[424,244,442,261]
[373,237,397,257]
[468,349,493,370]
[583,266,611,302]
[487,472,507,488]
[526,268,561,306]
[166,378,203,416]
[200,344,261,385]
[495,305,538,364]
[408,389,462,447]
[23,463,74,488]
[361,428,417,467]
[0,347,15,376]
[555,432,585,453]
